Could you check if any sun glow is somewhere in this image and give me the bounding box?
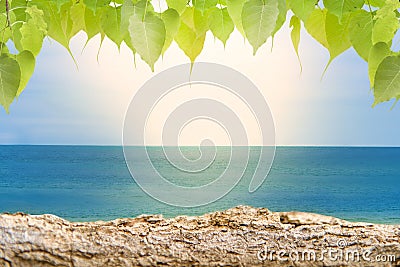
[47,17,327,146]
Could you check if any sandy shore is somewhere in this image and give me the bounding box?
[0,206,399,266]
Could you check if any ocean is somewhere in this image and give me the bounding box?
[0,146,399,224]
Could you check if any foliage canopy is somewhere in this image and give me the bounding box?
[0,0,400,112]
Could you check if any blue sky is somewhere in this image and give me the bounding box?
[1,24,399,146]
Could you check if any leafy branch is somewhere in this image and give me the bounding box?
[0,0,400,113]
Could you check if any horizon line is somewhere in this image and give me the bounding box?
[1,144,400,148]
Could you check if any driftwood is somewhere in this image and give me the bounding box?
[0,206,399,266]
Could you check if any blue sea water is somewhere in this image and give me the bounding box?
[0,146,399,224]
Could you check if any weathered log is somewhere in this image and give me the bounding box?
[0,206,399,266]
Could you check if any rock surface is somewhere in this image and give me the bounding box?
[0,206,399,266]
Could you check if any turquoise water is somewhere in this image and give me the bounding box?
[0,146,399,224]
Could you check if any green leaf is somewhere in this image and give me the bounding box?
[83,0,111,13]
[19,20,45,56]
[325,12,351,62]
[226,0,246,36]
[287,0,315,21]
[304,8,328,48]
[54,0,71,11]
[372,9,399,45]
[161,8,180,54]
[11,0,28,24]
[121,0,153,34]
[101,6,124,47]
[121,0,136,34]
[368,0,385,7]
[0,55,21,113]
[373,56,400,105]
[323,0,364,21]
[15,5,47,56]
[166,0,187,14]
[175,23,206,63]
[26,6,47,33]
[193,0,217,13]
[348,10,373,61]
[242,0,279,54]
[84,7,103,41]
[37,1,75,49]
[16,51,35,96]
[375,0,400,15]
[121,0,134,32]
[129,13,166,71]
[124,33,136,52]
[0,43,10,55]
[290,15,302,69]
[272,0,287,36]
[368,42,391,86]
[0,15,12,44]
[12,28,23,53]
[180,7,208,34]
[70,2,86,35]
[193,8,209,34]
[175,9,206,63]
[208,7,234,46]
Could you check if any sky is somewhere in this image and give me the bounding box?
[1,18,400,146]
